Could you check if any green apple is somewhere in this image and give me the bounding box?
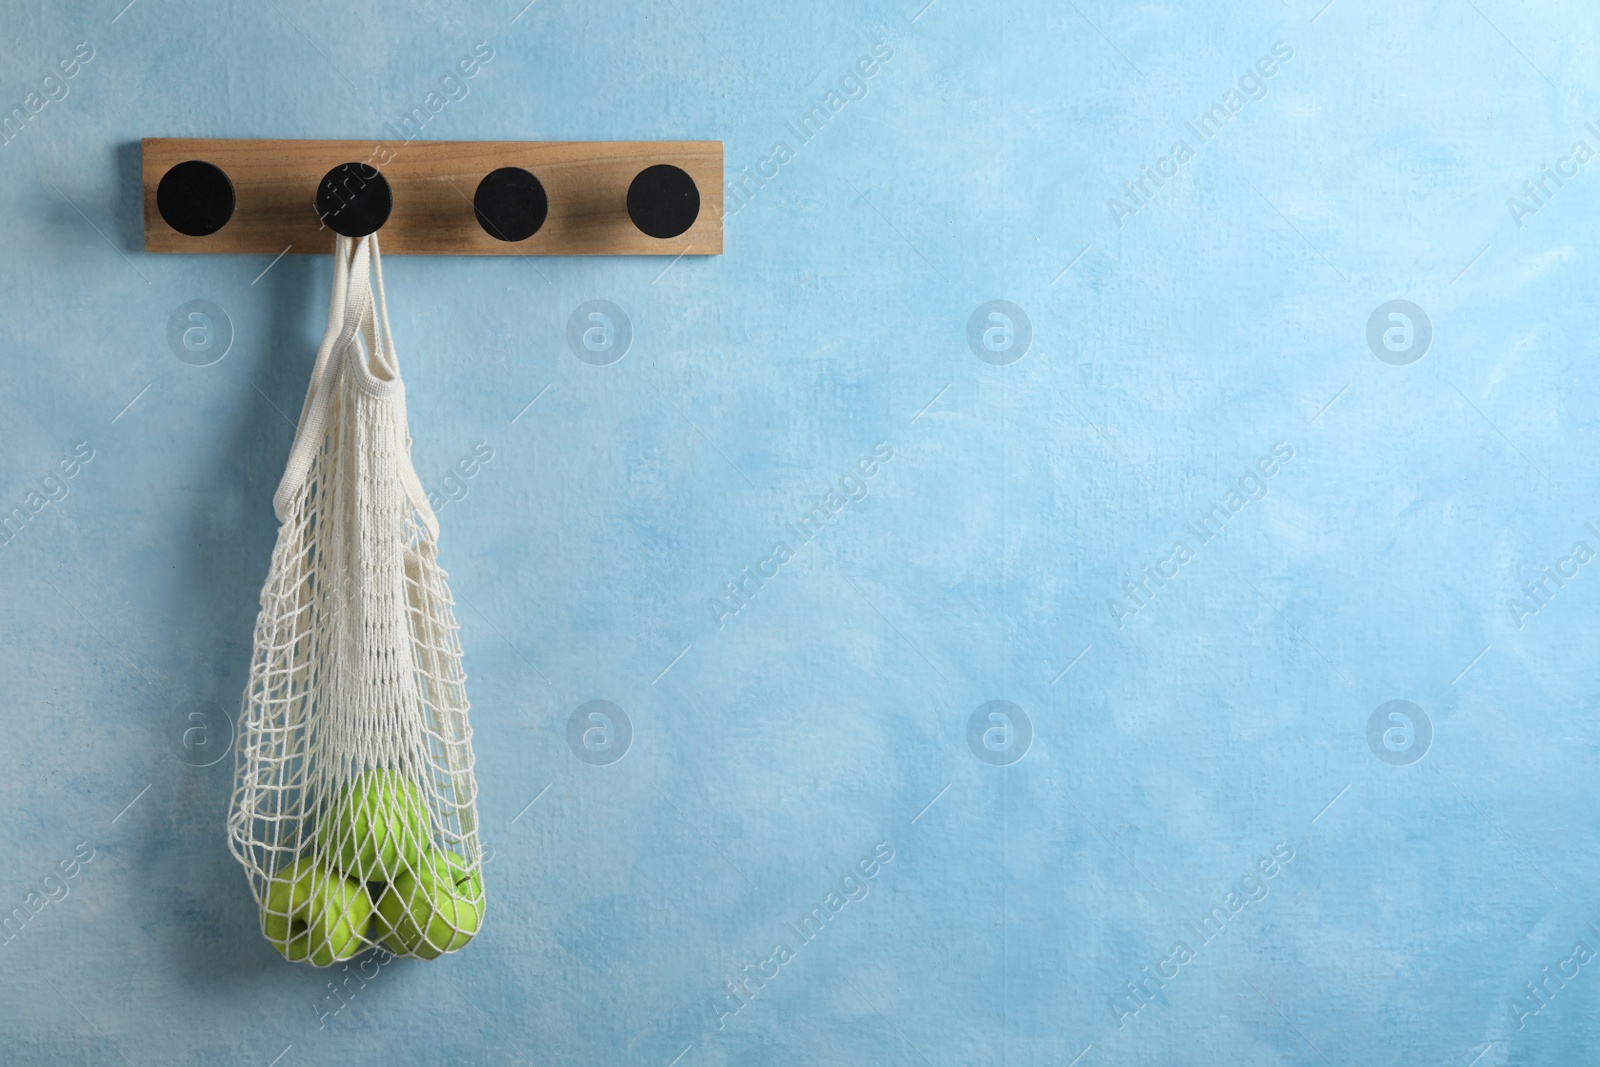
[375,849,483,959]
[261,856,373,966]
[317,768,430,882]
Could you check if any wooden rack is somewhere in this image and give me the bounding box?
[142,137,722,256]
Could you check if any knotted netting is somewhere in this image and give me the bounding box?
[227,234,484,964]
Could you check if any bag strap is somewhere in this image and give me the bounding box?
[273,236,358,522]
[296,234,353,434]
[368,235,399,379]
[367,237,440,541]
[274,236,439,541]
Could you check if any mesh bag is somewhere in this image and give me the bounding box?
[228,235,484,964]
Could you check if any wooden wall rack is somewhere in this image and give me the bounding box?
[142,137,722,256]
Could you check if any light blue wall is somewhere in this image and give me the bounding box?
[2,0,1597,1063]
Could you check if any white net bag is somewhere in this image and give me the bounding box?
[228,234,484,965]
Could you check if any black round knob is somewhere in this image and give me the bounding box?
[627,164,699,239]
[474,166,548,242]
[156,160,235,237]
[316,162,391,237]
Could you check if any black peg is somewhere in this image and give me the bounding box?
[156,160,235,237]
[627,164,699,239]
[474,166,548,242]
[316,162,391,237]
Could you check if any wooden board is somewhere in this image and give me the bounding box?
[142,138,722,256]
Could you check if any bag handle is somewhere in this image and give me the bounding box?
[273,236,357,522]
[366,237,439,541]
[274,236,439,541]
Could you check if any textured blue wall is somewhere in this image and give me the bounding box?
[2,0,1597,1063]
